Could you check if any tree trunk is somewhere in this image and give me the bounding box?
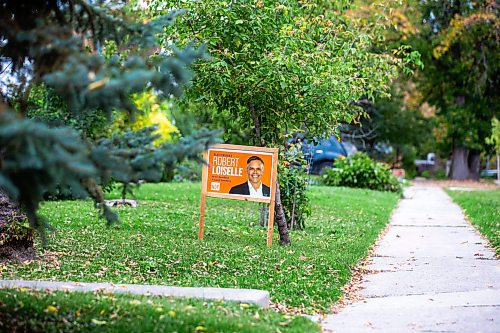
[259,204,268,227]
[450,146,480,180]
[290,186,297,230]
[248,100,265,147]
[274,182,291,246]
[248,101,289,244]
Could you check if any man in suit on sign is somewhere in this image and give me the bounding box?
[229,156,270,198]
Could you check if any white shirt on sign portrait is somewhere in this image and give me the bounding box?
[247,180,264,198]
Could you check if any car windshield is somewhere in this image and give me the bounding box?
[300,136,346,154]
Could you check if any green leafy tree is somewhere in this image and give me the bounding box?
[412,0,499,179]
[161,0,403,145]
[345,0,498,180]
[340,1,430,175]
[0,0,219,244]
[136,0,410,244]
[341,81,434,176]
[26,84,110,140]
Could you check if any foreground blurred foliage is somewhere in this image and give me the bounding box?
[0,0,219,243]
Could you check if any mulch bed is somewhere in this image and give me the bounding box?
[412,178,498,189]
[0,194,36,263]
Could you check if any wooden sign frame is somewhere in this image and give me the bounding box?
[198,144,279,246]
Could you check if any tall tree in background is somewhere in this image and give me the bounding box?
[415,0,498,179]
[0,0,218,243]
[342,0,430,172]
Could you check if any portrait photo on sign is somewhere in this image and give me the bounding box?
[205,148,274,201]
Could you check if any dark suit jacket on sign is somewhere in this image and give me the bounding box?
[229,182,270,197]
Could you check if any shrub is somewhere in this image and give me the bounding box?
[434,169,447,180]
[322,153,402,192]
[27,84,110,140]
[278,144,311,230]
[421,170,431,179]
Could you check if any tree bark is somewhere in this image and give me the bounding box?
[259,204,268,227]
[290,186,297,230]
[248,100,265,147]
[450,146,480,180]
[274,182,291,246]
[248,100,289,244]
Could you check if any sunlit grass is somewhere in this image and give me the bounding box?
[2,183,399,312]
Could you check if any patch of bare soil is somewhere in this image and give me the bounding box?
[0,194,36,263]
[412,178,498,189]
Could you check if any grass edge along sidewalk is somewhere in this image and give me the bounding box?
[446,188,500,254]
[1,183,400,315]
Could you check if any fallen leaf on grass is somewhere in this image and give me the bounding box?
[91,319,107,325]
[45,305,58,313]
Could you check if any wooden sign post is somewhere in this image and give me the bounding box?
[199,144,279,246]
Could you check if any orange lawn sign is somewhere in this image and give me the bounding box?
[199,144,279,246]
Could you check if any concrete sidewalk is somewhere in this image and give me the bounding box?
[323,185,499,333]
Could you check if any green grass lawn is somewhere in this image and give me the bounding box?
[446,189,500,253]
[1,183,399,316]
[0,288,316,333]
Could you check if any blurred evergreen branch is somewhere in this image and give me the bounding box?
[0,0,218,243]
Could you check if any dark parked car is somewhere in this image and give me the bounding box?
[480,169,498,178]
[301,136,351,174]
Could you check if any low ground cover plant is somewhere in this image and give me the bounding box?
[0,289,316,333]
[446,189,499,253]
[1,183,399,314]
[322,153,402,193]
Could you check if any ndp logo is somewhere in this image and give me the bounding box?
[211,182,220,191]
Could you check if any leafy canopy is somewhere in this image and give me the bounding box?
[414,0,498,152]
[135,0,411,146]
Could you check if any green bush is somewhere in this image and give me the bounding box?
[322,153,402,192]
[278,144,311,230]
[434,169,447,180]
[421,170,431,179]
[27,84,110,140]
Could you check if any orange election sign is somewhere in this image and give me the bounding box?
[199,144,279,246]
[206,147,274,202]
